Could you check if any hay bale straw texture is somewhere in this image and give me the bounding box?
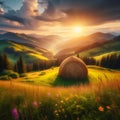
[59,56,88,80]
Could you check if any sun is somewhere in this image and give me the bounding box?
[74,27,82,33]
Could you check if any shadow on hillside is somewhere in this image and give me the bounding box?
[53,76,89,87]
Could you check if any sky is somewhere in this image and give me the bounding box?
[0,0,120,39]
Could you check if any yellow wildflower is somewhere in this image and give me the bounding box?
[106,106,111,110]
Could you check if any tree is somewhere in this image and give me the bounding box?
[0,52,3,72]
[117,55,120,69]
[17,56,26,74]
[14,63,18,73]
[99,53,120,69]
[3,53,13,70]
[82,57,96,65]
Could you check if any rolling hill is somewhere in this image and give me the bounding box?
[55,33,118,59]
[76,36,120,58]
[55,32,115,55]
[0,32,61,58]
[0,40,49,63]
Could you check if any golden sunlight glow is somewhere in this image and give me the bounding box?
[74,27,82,33]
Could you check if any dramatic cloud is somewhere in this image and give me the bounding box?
[0,7,4,14]
[0,0,41,29]
[36,0,66,22]
[0,0,120,33]
[48,0,120,26]
[19,0,39,17]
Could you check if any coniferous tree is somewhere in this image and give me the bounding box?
[82,57,96,65]
[3,53,13,70]
[117,55,120,69]
[17,56,26,74]
[0,52,3,72]
[14,63,18,73]
[98,53,120,69]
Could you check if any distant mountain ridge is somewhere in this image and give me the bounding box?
[0,31,117,59]
[0,40,50,64]
[0,30,8,34]
[0,32,61,58]
[55,32,115,52]
[87,32,114,40]
[0,32,61,53]
[55,32,116,58]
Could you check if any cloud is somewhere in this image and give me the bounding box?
[0,0,42,29]
[0,0,120,31]
[36,1,66,23]
[0,0,64,30]
[48,0,120,26]
[0,7,4,14]
[19,0,39,17]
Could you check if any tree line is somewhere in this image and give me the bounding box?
[0,53,26,74]
[0,52,119,75]
[77,53,120,69]
[0,52,58,74]
[97,53,120,69]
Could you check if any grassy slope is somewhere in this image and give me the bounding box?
[0,41,48,63]
[77,40,120,57]
[95,51,120,60]
[0,67,120,120]
[16,66,120,86]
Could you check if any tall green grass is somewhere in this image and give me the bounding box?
[0,76,120,120]
[17,66,120,86]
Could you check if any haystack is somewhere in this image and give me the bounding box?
[58,56,88,80]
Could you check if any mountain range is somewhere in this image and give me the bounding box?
[0,31,119,63]
[55,32,115,57]
[0,32,60,53]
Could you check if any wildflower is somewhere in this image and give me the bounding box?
[60,100,64,103]
[106,106,111,110]
[56,113,59,116]
[12,107,19,120]
[54,110,58,113]
[33,101,38,108]
[55,104,58,107]
[62,108,65,112]
[47,92,51,96]
[98,106,104,112]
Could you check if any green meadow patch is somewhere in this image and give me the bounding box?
[16,66,120,86]
[0,76,120,120]
[0,66,120,120]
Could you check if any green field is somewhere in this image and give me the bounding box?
[77,40,120,58]
[15,66,120,86]
[0,40,120,120]
[95,51,120,60]
[0,66,120,120]
[0,41,48,63]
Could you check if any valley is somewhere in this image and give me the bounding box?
[0,0,120,119]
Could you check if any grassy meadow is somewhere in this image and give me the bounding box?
[0,41,48,63]
[16,66,120,86]
[0,66,120,120]
[77,40,120,58]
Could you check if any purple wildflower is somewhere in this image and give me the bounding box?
[47,92,51,96]
[33,101,38,108]
[12,108,19,120]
